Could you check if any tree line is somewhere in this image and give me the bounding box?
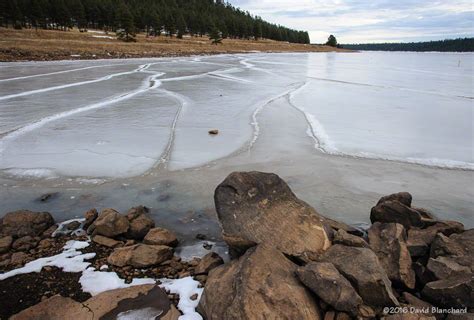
[0,0,311,44]
[341,38,474,52]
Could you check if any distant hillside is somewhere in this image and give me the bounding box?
[341,38,474,52]
[0,0,310,44]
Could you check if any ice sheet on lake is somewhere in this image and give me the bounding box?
[0,52,472,179]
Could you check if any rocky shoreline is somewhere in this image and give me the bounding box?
[0,171,472,319]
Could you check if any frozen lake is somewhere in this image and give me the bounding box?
[0,52,473,231]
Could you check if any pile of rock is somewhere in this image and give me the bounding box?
[198,171,473,320]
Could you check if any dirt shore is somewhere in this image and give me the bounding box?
[0,28,348,62]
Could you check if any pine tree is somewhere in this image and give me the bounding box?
[116,3,136,42]
[326,35,337,47]
[176,13,186,39]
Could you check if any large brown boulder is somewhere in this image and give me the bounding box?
[125,206,155,240]
[377,192,412,207]
[107,244,173,268]
[214,171,330,259]
[11,285,179,320]
[317,244,399,308]
[296,262,363,316]
[407,221,464,258]
[0,210,54,238]
[430,229,474,271]
[427,256,471,280]
[198,244,322,320]
[370,201,423,229]
[368,222,415,289]
[422,273,474,308]
[89,208,129,238]
[144,227,178,247]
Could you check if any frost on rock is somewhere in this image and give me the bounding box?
[79,267,155,296]
[0,240,94,280]
[159,276,203,320]
[52,218,86,237]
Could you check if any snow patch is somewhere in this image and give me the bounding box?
[52,218,85,237]
[0,240,94,280]
[159,277,203,320]
[117,307,163,320]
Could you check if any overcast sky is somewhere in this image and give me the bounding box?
[230,0,473,44]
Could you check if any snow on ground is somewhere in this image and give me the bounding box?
[160,277,204,320]
[0,240,94,280]
[52,218,86,237]
[176,241,229,262]
[91,35,115,39]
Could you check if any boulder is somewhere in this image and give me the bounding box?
[407,221,464,258]
[11,285,179,320]
[321,217,364,237]
[0,235,13,253]
[317,244,399,308]
[90,208,129,238]
[370,201,423,229]
[92,235,123,248]
[333,229,369,248]
[368,222,415,289]
[198,244,322,320]
[194,252,224,275]
[430,230,474,271]
[296,262,363,316]
[377,192,412,207]
[214,171,330,259]
[422,273,474,308]
[427,256,471,280]
[401,292,433,311]
[144,227,178,247]
[12,236,39,251]
[125,206,155,240]
[10,295,90,320]
[82,208,98,230]
[107,244,173,268]
[0,210,54,237]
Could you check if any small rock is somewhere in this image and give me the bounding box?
[333,229,369,248]
[324,311,336,320]
[38,238,55,249]
[196,233,207,240]
[66,221,81,231]
[0,235,13,254]
[195,252,224,275]
[143,227,178,247]
[427,256,471,280]
[91,208,129,238]
[12,236,39,251]
[92,235,123,248]
[83,208,98,230]
[125,206,155,240]
[208,129,219,135]
[10,251,29,266]
[107,244,173,268]
[190,293,198,301]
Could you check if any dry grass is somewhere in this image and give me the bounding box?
[0,27,349,61]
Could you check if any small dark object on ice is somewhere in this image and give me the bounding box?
[203,242,213,250]
[196,234,207,240]
[208,129,219,135]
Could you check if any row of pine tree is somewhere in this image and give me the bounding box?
[0,0,311,44]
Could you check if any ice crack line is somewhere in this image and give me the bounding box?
[0,63,159,102]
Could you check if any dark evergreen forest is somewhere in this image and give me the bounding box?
[0,0,311,43]
[341,38,474,52]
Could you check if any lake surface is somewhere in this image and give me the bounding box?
[0,52,473,233]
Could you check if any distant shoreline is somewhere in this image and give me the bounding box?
[0,28,349,62]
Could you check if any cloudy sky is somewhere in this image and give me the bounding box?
[230,0,473,44]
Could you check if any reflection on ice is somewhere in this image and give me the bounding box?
[0,52,473,179]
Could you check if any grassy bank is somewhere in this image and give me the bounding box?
[0,28,348,62]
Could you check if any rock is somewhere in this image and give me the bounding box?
[144,227,178,247]
[427,256,471,280]
[91,208,129,238]
[92,235,123,248]
[0,253,11,267]
[9,251,29,266]
[12,235,39,251]
[196,233,207,240]
[368,222,415,289]
[321,217,364,237]
[38,238,55,249]
[125,206,155,240]
[0,235,13,253]
[107,244,173,268]
[195,252,224,275]
[198,244,322,320]
[0,210,54,237]
[10,295,90,320]
[318,244,399,308]
[333,229,369,248]
[430,230,474,271]
[377,192,412,207]
[42,224,58,238]
[407,221,464,258]
[335,312,351,320]
[84,285,179,320]
[37,193,59,203]
[83,208,98,230]
[422,273,474,308]
[11,285,179,320]
[430,233,464,258]
[401,292,435,317]
[208,129,219,135]
[324,311,336,320]
[66,221,81,230]
[296,262,363,316]
[370,200,423,229]
[214,171,330,259]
